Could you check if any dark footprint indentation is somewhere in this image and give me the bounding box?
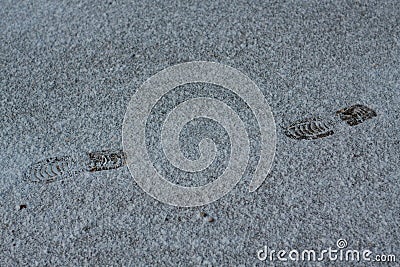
[86,149,127,172]
[284,104,378,141]
[24,149,127,184]
[283,117,335,140]
[336,104,377,126]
